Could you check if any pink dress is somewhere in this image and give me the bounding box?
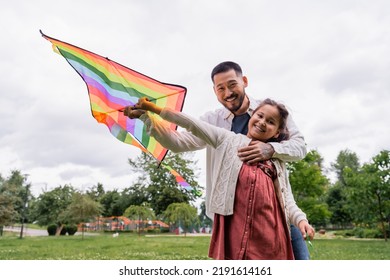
[208,161,294,260]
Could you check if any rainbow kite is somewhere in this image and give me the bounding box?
[41,31,194,190]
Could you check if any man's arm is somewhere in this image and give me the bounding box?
[270,114,307,161]
[237,112,306,163]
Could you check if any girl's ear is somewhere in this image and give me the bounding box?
[273,129,281,139]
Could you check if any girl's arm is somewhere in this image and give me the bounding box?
[124,100,208,153]
[135,98,162,114]
[133,98,231,149]
[283,171,315,240]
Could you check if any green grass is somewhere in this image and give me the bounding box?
[307,239,390,260]
[0,233,210,260]
[0,232,389,260]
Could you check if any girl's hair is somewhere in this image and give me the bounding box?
[253,98,290,142]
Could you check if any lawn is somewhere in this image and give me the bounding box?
[0,231,389,260]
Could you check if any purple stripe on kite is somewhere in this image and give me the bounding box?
[84,75,132,108]
[69,59,139,103]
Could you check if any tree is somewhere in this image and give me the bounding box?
[0,174,17,235]
[86,182,106,202]
[30,185,75,232]
[0,192,19,236]
[62,192,103,239]
[124,204,155,236]
[345,150,390,241]
[288,150,331,227]
[326,185,352,228]
[115,184,150,216]
[331,149,360,185]
[128,152,203,216]
[0,170,31,238]
[163,202,199,236]
[99,189,122,217]
[327,149,361,227]
[198,201,212,229]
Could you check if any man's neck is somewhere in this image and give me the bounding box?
[233,95,250,116]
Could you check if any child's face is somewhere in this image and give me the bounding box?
[247,104,281,142]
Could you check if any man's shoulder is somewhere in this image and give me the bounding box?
[200,107,228,125]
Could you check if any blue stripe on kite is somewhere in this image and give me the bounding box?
[133,118,145,143]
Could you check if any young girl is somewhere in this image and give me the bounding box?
[126,97,314,260]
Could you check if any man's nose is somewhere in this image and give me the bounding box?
[224,88,233,96]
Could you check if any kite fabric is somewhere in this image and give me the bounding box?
[41,30,195,191]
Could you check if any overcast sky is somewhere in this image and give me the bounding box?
[1,0,389,196]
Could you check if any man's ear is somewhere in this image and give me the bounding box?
[242,75,248,87]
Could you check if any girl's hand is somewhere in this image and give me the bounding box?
[135,97,162,115]
[134,97,150,110]
[298,220,315,240]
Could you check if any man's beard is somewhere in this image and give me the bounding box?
[228,92,246,113]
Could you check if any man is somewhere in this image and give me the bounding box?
[126,61,311,259]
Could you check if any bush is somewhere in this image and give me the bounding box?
[47,224,57,236]
[66,225,78,236]
[160,227,170,233]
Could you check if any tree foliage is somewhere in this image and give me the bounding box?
[326,149,361,227]
[61,192,103,238]
[326,184,352,227]
[344,150,390,240]
[128,152,202,216]
[86,182,106,202]
[198,201,212,228]
[163,202,199,236]
[0,170,31,236]
[30,185,75,227]
[288,150,331,227]
[331,149,360,185]
[124,204,155,235]
[0,192,19,227]
[99,189,122,217]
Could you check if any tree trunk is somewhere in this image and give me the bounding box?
[55,224,64,236]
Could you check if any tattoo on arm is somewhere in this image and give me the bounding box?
[263,144,275,160]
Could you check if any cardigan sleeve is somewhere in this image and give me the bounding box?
[141,108,232,151]
[159,108,232,149]
[140,112,207,153]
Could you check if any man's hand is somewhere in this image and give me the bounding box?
[237,140,275,164]
[123,106,145,119]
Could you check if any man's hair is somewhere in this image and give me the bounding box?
[211,61,243,82]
